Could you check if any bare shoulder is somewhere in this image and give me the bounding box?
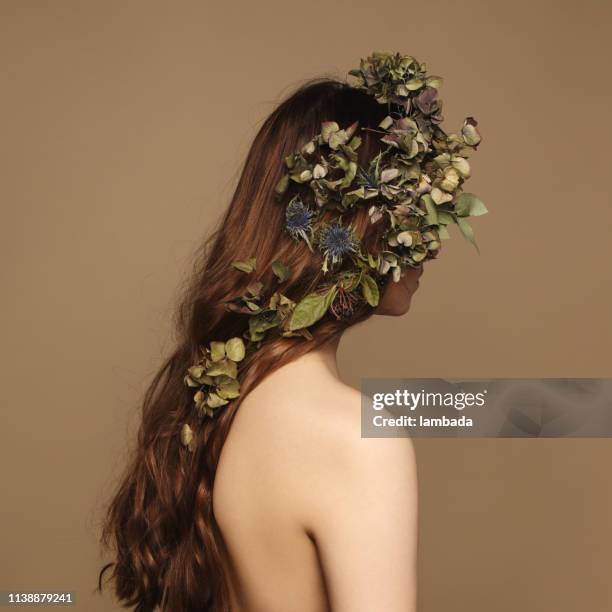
[224,357,416,525]
[233,357,415,463]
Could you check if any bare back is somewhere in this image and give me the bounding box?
[213,347,418,612]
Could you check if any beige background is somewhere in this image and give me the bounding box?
[1,1,611,610]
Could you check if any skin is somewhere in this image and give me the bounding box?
[376,265,424,316]
[213,266,422,612]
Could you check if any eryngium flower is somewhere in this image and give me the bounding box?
[285,196,314,249]
[318,223,358,271]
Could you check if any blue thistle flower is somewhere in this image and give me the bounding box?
[285,196,314,250]
[318,222,358,272]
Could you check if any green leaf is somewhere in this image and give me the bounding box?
[406,78,424,90]
[340,161,357,188]
[455,193,488,217]
[422,194,438,225]
[321,121,340,143]
[275,174,289,195]
[360,274,380,307]
[288,286,337,331]
[247,329,265,342]
[184,374,201,388]
[426,75,443,88]
[329,129,348,150]
[437,210,455,225]
[248,313,279,338]
[271,260,290,282]
[209,341,225,362]
[456,217,479,252]
[341,272,361,292]
[187,365,205,379]
[180,423,195,450]
[216,378,240,399]
[231,257,257,273]
[348,135,362,150]
[206,392,229,408]
[205,358,238,378]
[225,337,245,362]
[284,154,296,169]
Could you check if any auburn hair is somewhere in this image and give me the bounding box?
[99,78,390,611]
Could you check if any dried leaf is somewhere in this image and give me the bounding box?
[206,392,229,408]
[209,341,225,362]
[271,260,290,282]
[231,258,257,273]
[360,274,380,307]
[225,337,245,362]
[205,358,238,378]
[455,193,488,217]
[289,286,337,331]
[180,423,195,451]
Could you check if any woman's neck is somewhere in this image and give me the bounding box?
[305,334,342,378]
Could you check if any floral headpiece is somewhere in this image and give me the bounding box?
[180,51,486,448]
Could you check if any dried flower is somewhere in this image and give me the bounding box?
[330,286,361,320]
[318,223,358,271]
[180,50,487,443]
[184,337,246,419]
[414,86,442,120]
[285,196,314,249]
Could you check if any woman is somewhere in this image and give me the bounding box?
[100,52,482,611]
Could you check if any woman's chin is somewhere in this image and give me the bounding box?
[376,273,421,316]
[376,291,415,316]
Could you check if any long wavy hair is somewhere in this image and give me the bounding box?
[99,78,390,611]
